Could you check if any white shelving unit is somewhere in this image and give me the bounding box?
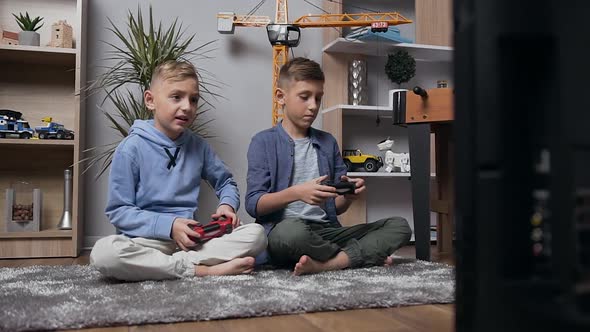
[348,171,411,177]
[322,104,390,116]
[320,1,453,243]
[323,37,453,62]
[348,172,436,177]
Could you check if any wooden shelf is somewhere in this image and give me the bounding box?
[0,0,86,258]
[322,104,390,116]
[348,171,410,177]
[348,172,436,177]
[322,38,453,62]
[0,44,76,66]
[0,138,75,146]
[0,229,72,239]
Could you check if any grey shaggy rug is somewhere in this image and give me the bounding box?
[0,258,454,331]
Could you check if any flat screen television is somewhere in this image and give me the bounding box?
[454,1,590,331]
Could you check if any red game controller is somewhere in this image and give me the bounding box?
[189,217,233,243]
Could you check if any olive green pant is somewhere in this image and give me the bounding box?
[267,217,412,268]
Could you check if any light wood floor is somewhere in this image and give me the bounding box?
[1,245,455,332]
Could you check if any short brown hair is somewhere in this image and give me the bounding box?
[150,60,198,87]
[278,57,324,88]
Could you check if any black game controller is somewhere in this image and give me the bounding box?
[322,181,357,195]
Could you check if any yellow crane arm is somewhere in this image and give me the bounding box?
[217,13,271,27]
[293,12,412,28]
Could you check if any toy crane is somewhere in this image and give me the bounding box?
[217,0,412,125]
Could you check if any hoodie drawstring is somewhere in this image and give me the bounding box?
[164,147,180,169]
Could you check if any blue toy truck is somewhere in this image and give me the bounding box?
[34,117,74,140]
[0,110,35,139]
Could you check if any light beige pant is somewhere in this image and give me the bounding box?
[90,223,267,281]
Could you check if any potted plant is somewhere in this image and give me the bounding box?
[83,6,220,178]
[384,50,416,88]
[13,12,44,46]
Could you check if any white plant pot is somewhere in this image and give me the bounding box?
[18,31,40,46]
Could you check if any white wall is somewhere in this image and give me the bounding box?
[83,0,448,246]
[83,0,324,247]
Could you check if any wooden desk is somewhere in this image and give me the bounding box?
[408,123,453,261]
[405,88,454,261]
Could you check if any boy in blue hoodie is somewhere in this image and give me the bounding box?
[91,60,267,281]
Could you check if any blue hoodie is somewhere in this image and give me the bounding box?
[105,120,239,240]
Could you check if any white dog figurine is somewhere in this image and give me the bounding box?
[393,153,411,173]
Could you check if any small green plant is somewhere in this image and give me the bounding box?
[385,50,416,88]
[12,12,44,32]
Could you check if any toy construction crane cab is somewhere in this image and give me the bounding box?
[0,109,35,139]
[34,116,74,140]
[217,12,301,46]
[217,0,413,125]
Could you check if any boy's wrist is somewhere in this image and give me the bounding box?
[286,185,301,202]
[170,217,178,238]
[219,195,240,212]
[217,203,235,213]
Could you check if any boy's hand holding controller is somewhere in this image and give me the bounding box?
[212,204,240,228]
[294,175,339,205]
[171,218,202,251]
[339,175,365,200]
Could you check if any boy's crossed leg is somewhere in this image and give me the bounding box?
[268,217,411,275]
[91,223,266,280]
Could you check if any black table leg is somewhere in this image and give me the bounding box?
[408,123,431,261]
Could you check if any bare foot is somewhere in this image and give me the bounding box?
[383,256,394,266]
[293,255,323,276]
[195,257,255,276]
[293,251,350,276]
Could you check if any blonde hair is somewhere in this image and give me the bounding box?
[150,60,198,87]
[278,57,324,89]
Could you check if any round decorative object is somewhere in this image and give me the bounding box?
[385,50,416,88]
[348,59,368,105]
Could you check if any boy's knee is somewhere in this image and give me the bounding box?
[383,217,413,242]
[383,216,411,230]
[90,236,113,270]
[238,223,267,253]
[267,220,314,264]
[268,219,308,248]
[90,235,128,275]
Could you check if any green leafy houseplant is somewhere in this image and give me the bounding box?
[13,12,44,31]
[84,6,221,178]
[384,50,416,88]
